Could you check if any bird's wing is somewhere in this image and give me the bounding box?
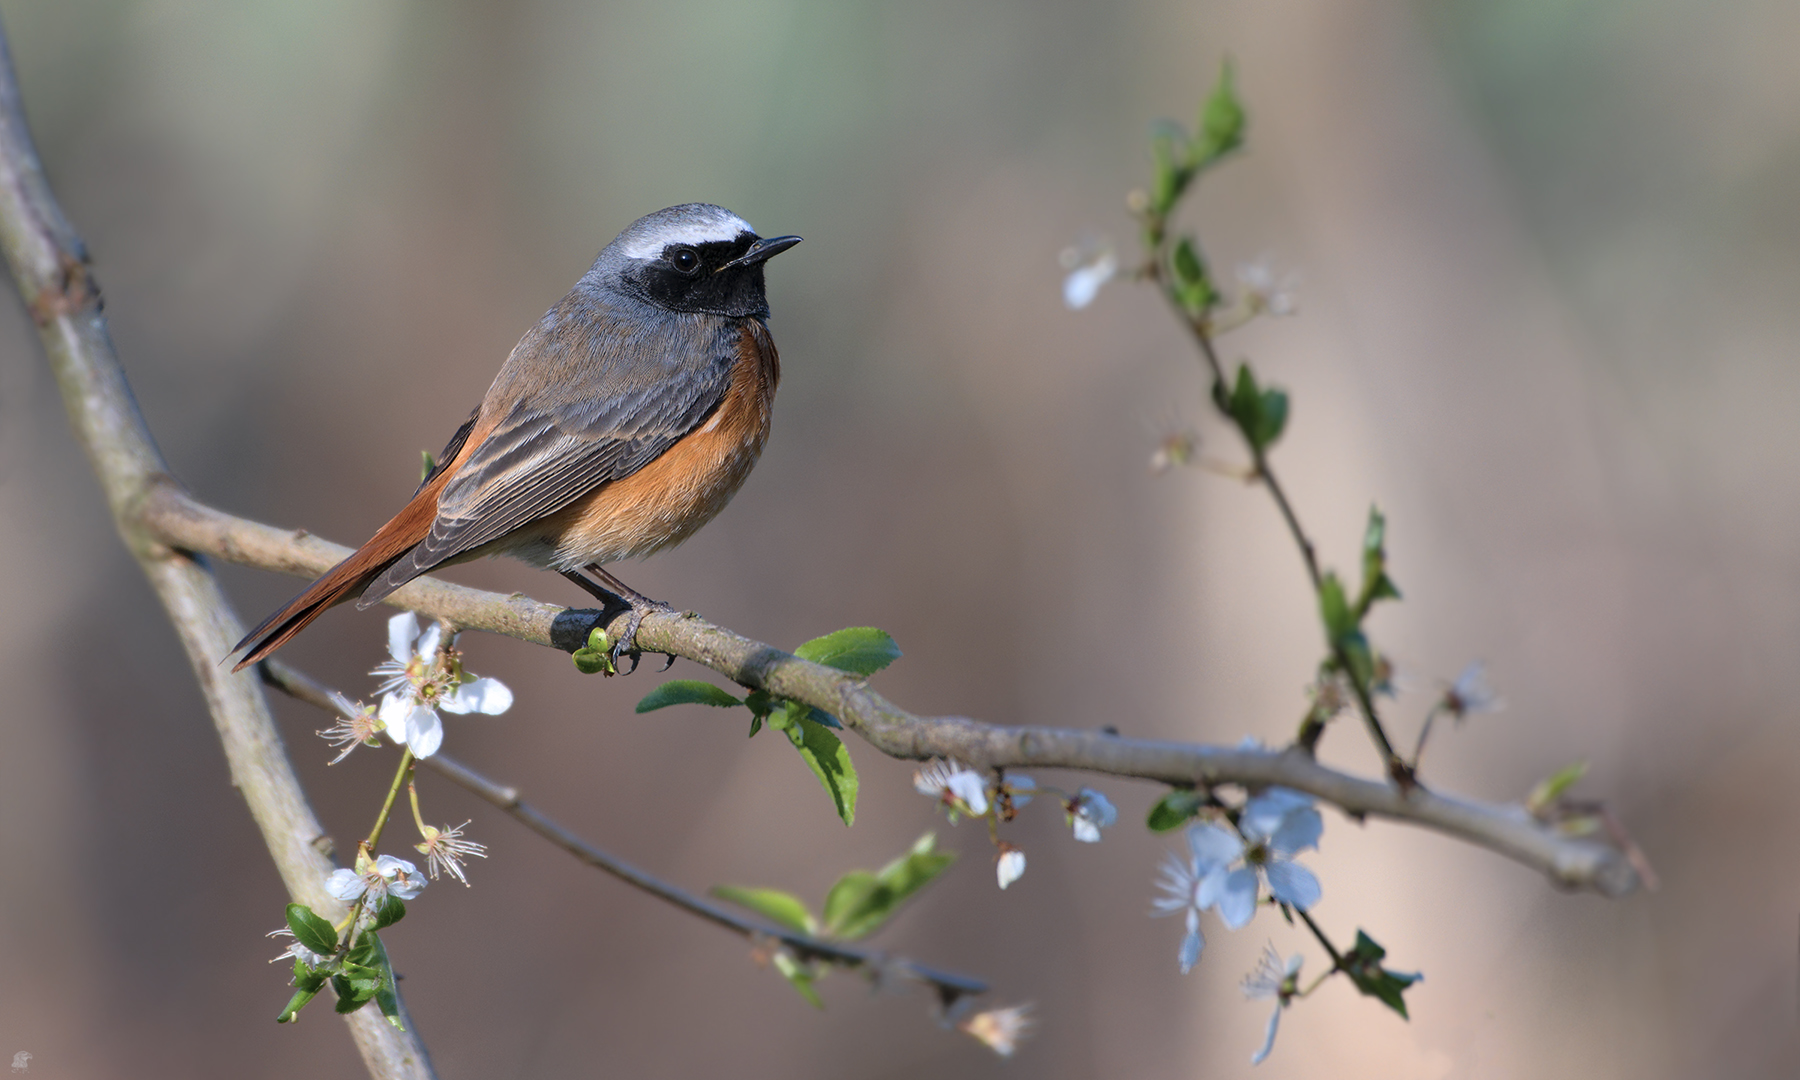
[358,309,737,605]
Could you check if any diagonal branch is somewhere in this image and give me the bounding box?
[259,660,990,1007]
[0,21,435,1078]
[136,484,1641,897]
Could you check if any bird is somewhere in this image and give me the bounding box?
[231,203,800,672]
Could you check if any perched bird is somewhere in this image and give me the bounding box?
[232,203,800,671]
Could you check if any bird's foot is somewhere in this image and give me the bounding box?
[566,565,673,674]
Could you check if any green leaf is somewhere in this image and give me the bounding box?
[368,894,406,931]
[1218,364,1287,451]
[285,903,338,958]
[1318,572,1355,644]
[787,713,859,826]
[635,679,744,713]
[821,833,956,941]
[366,933,406,1031]
[1147,789,1205,832]
[821,870,881,937]
[710,885,819,936]
[795,626,903,676]
[1357,505,1402,613]
[276,984,322,1023]
[331,970,380,1014]
[771,952,824,1009]
[1342,930,1421,1019]
[419,449,437,484]
[1192,59,1245,169]
[1526,760,1589,817]
[1170,237,1218,314]
[1149,129,1187,215]
[292,957,328,992]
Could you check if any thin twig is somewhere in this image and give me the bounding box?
[260,660,990,1005]
[135,485,1640,897]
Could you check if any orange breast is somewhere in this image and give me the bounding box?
[534,319,779,567]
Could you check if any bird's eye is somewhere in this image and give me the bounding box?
[669,247,701,274]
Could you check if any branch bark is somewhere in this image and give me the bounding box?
[138,485,1640,897]
[0,23,435,1079]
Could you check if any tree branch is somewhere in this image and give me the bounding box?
[135,484,1640,897]
[0,21,435,1078]
[259,660,990,1006]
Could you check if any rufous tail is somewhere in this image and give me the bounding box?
[230,477,450,672]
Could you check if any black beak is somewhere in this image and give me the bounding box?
[719,234,802,271]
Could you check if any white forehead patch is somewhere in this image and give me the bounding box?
[615,204,755,261]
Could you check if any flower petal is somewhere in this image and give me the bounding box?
[442,677,513,716]
[1214,867,1259,930]
[1072,816,1101,843]
[414,623,443,662]
[1188,823,1245,870]
[996,849,1026,889]
[1178,908,1204,974]
[377,692,412,741]
[1268,805,1323,856]
[1250,1001,1282,1065]
[949,771,990,816]
[1241,788,1312,841]
[1062,254,1117,310]
[386,612,419,665]
[326,868,366,902]
[1263,859,1321,910]
[404,706,443,759]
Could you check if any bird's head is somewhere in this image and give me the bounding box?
[591,203,801,318]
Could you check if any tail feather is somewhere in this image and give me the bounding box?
[230,470,458,671]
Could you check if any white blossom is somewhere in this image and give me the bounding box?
[1234,258,1299,317]
[1151,852,1208,973]
[1060,239,1118,310]
[1445,660,1504,719]
[1241,943,1302,1065]
[1067,788,1118,842]
[913,759,990,817]
[371,612,512,759]
[326,853,427,909]
[1188,788,1324,930]
[959,1003,1034,1057]
[996,845,1027,890]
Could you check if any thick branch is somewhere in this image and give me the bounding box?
[0,22,434,1077]
[137,485,1640,897]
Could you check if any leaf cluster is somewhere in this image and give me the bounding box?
[635,627,903,827]
[276,899,406,1029]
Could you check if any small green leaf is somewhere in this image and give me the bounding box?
[1149,129,1187,215]
[1147,789,1205,832]
[285,903,338,958]
[1526,760,1589,817]
[1170,237,1218,314]
[748,714,762,737]
[368,894,406,931]
[1357,506,1402,613]
[1219,363,1287,452]
[821,833,955,941]
[794,627,902,676]
[710,885,819,936]
[292,957,328,992]
[1319,572,1355,644]
[744,689,775,717]
[788,713,859,826]
[419,450,437,484]
[366,933,406,1031]
[821,870,881,937]
[771,952,824,1009]
[1342,930,1421,1019]
[1192,59,1245,169]
[276,984,322,1023]
[331,970,380,1013]
[635,679,744,713]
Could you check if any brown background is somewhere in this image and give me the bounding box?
[1,2,1796,1077]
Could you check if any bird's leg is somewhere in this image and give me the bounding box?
[581,564,673,669]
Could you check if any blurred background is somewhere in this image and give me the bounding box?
[1,1,1796,1076]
